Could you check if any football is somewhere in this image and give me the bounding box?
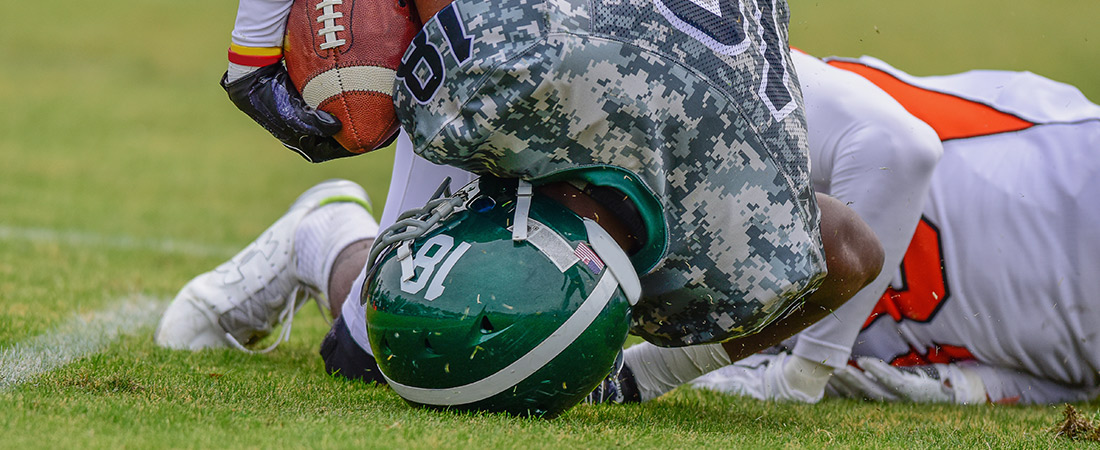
[283,0,420,154]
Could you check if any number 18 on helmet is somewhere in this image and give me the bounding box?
[362,176,641,418]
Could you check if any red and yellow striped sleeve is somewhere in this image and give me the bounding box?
[227,43,283,67]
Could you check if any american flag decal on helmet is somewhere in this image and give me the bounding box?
[574,243,605,274]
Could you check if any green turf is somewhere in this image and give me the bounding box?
[1,0,1097,447]
[789,0,1100,102]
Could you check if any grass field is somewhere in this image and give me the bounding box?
[1,0,1098,447]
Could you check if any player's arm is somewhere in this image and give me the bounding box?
[690,52,943,403]
[791,50,943,368]
[609,193,884,403]
[743,51,942,401]
[719,193,885,364]
[221,0,355,162]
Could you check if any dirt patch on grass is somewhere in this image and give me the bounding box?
[1052,404,1100,442]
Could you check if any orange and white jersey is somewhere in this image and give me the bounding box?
[838,56,1100,390]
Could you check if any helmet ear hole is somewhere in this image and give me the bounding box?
[480,316,495,334]
[379,337,392,357]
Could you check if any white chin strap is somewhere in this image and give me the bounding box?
[583,218,642,305]
[512,179,533,242]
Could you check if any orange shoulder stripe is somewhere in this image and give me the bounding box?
[827,60,1034,140]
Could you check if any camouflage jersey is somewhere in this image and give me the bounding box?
[393,0,826,346]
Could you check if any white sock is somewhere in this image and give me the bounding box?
[781,354,834,400]
[294,203,378,301]
[942,363,988,405]
[624,342,732,401]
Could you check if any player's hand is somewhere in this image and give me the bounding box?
[829,357,988,404]
[221,64,357,163]
[690,352,826,403]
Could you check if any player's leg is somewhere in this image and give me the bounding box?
[155,130,471,353]
[971,364,1099,404]
[376,130,478,231]
[593,192,884,402]
[154,179,376,352]
[324,130,477,316]
[318,131,476,381]
[697,110,940,401]
[294,126,486,317]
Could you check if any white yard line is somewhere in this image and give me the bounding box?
[0,224,237,258]
[0,225,220,389]
[0,295,165,391]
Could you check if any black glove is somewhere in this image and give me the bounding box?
[221,64,357,163]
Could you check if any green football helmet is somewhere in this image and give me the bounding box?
[362,170,663,418]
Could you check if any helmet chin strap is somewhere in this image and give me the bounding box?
[398,241,416,282]
[584,218,642,305]
[512,179,533,242]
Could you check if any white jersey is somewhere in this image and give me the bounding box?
[836,56,1100,391]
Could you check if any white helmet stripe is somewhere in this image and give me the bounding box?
[383,270,620,406]
[300,66,396,108]
[583,218,642,305]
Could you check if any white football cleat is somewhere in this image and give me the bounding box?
[155,179,370,352]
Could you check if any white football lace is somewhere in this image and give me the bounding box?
[315,0,346,50]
